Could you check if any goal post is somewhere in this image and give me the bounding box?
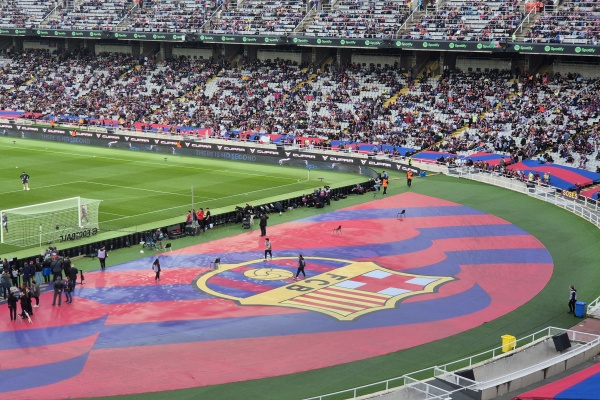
[1,197,102,247]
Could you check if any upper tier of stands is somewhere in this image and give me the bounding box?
[526,0,600,44]
[1,0,599,42]
[124,0,215,32]
[409,0,522,41]
[305,0,411,38]
[46,0,130,30]
[205,0,305,35]
[0,0,55,28]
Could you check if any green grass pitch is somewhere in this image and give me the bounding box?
[0,136,363,254]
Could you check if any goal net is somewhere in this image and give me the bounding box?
[1,197,102,247]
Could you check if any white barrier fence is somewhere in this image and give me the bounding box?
[425,162,600,228]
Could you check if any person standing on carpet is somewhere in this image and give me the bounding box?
[52,277,65,306]
[152,259,161,281]
[64,276,73,304]
[31,280,41,307]
[19,287,33,319]
[264,238,273,260]
[98,245,107,271]
[259,212,269,236]
[7,291,18,321]
[294,255,306,281]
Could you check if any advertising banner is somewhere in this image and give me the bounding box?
[2,123,419,175]
[0,28,598,55]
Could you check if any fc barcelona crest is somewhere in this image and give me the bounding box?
[196,257,454,321]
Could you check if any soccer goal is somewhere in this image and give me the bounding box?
[1,197,102,247]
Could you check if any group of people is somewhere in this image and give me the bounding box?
[3,252,81,321]
[411,0,522,42]
[186,208,212,231]
[526,2,600,44]
[299,186,332,208]
[207,0,304,35]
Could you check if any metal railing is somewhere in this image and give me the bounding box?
[447,167,600,227]
[305,327,600,400]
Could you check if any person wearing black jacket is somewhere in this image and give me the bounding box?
[259,213,269,236]
[19,288,33,319]
[294,255,306,281]
[204,208,211,231]
[1,271,10,299]
[62,257,72,276]
[42,257,52,283]
[53,278,65,306]
[7,291,18,321]
[68,265,78,289]
[21,262,33,287]
[51,257,63,282]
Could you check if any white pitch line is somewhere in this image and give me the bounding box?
[103,203,193,223]
[0,180,88,196]
[99,211,131,217]
[0,142,297,181]
[80,181,202,198]
[101,180,303,224]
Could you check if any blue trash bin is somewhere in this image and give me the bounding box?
[575,301,586,318]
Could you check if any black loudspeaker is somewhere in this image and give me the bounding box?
[553,332,571,352]
[185,225,200,236]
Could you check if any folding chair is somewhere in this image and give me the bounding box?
[397,210,406,220]
[332,225,342,235]
[165,243,172,252]
[210,258,221,270]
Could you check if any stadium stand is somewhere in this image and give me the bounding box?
[205,0,306,35]
[124,0,214,32]
[46,0,130,30]
[0,0,55,28]
[305,0,412,38]
[526,0,600,44]
[410,0,523,41]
